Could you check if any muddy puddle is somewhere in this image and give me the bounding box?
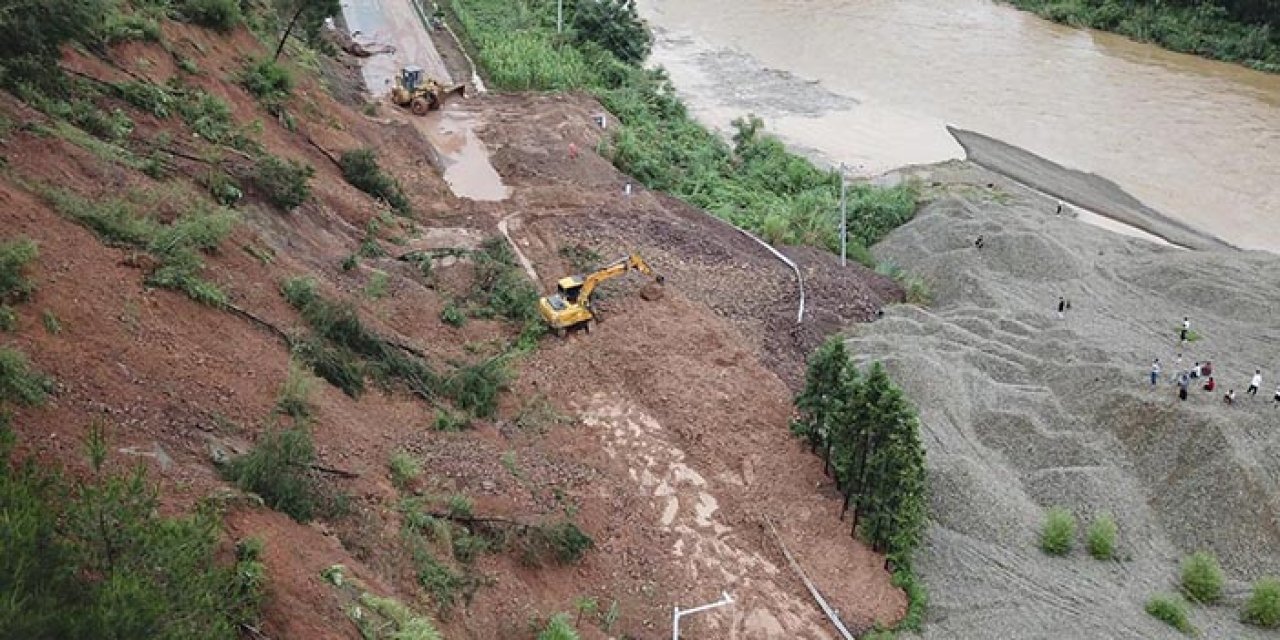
[420,109,510,202]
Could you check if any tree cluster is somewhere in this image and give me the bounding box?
[791,338,927,567]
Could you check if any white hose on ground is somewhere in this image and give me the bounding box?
[764,516,855,640]
[498,214,541,285]
[734,227,805,324]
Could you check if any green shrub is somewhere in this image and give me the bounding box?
[98,12,162,45]
[1181,551,1224,604]
[176,91,234,144]
[518,520,594,566]
[364,270,389,299]
[389,450,421,490]
[1040,507,1075,555]
[339,148,411,216]
[432,407,471,431]
[1243,578,1280,628]
[537,613,580,640]
[250,155,313,211]
[240,59,293,102]
[275,360,315,420]
[41,310,61,335]
[173,0,242,32]
[0,237,38,302]
[0,305,16,331]
[444,359,509,418]
[221,427,323,522]
[1145,594,1193,634]
[113,81,175,118]
[440,303,466,327]
[0,425,264,640]
[571,0,651,64]
[0,347,51,407]
[356,593,444,640]
[446,494,473,519]
[1086,513,1117,560]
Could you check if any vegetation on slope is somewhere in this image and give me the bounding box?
[790,338,929,631]
[1006,0,1280,72]
[447,0,918,258]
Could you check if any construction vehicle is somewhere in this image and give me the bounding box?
[538,253,663,335]
[389,65,466,115]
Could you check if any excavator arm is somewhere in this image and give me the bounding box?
[576,254,653,304]
[538,253,661,332]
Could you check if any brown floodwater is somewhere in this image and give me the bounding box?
[637,0,1280,252]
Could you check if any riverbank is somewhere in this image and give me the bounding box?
[1005,0,1280,72]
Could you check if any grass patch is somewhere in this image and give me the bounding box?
[356,592,445,640]
[1244,577,1280,628]
[1181,551,1224,604]
[389,450,422,490]
[364,270,390,300]
[339,148,412,217]
[0,306,16,332]
[0,237,38,302]
[433,407,471,432]
[468,238,539,324]
[536,613,580,640]
[1145,594,1194,634]
[39,186,236,307]
[1040,507,1075,556]
[240,59,293,104]
[0,347,52,407]
[443,358,509,419]
[221,426,327,522]
[172,0,243,32]
[275,360,316,421]
[1086,513,1117,560]
[40,310,61,335]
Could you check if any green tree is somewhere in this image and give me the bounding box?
[0,0,110,62]
[571,0,652,64]
[792,337,849,455]
[0,421,264,638]
[272,0,342,61]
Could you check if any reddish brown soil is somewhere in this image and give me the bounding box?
[1,18,905,640]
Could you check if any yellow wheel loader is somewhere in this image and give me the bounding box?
[538,253,663,335]
[389,65,466,115]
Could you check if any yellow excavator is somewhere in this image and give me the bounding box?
[389,65,466,115]
[538,253,663,335]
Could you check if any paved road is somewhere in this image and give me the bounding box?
[340,0,453,96]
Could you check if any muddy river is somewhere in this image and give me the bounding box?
[637,0,1280,252]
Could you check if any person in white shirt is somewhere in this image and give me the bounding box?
[1247,370,1263,396]
[1180,317,1191,343]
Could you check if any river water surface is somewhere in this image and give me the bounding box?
[637,0,1280,252]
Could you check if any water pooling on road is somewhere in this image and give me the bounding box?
[341,0,509,201]
[637,0,1280,252]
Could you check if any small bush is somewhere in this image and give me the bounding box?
[518,521,594,566]
[250,155,313,211]
[240,59,293,102]
[0,305,16,331]
[176,91,234,144]
[364,270,389,299]
[389,450,421,490]
[40,310,61,335]
[1145,594,1193,634]
[1040,507,1075,555]
[1181,551,1224,604]
[339,148,411,216]
[173,0,242,31]
[446,494,473,519]
[444,359,509,418]
[0,237,38,302]
[275,360,315,420]
[98,12,162,45]
[221,427,323,522]
[0,347,52,407]
[440,303,465,327]
[1086,513,1117,560]
[537,613,580,640]
[433,407,471,432]
[113,82,175,118]
[1244,578,1280,628]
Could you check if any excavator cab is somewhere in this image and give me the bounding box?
[400,65,424,92]
[555,275,587,304]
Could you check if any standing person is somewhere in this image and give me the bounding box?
[1274,383,1280,404]
[1055,201,1063,215]
[1178,373,1189,401]
[1247,370,1263,396]
[1224,389,1236,405]
[975,235,984,249]
[1190,362,1202,379]
[1203,376,1216,392]
[1057,296,1066,320]
[1180,317,1191,344]
[1150,359,1161,386]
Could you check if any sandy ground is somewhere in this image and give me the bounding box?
[848,161,1280,639]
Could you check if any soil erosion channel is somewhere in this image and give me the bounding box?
[638,0,1280,253]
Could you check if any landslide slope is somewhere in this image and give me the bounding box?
[847,186,1280,638]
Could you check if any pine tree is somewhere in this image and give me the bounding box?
[850,362,894,530]
[792,337,849,460]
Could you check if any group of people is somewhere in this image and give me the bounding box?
[1148,317,1280,405]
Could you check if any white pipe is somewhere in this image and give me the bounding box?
[672,591,734,639]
